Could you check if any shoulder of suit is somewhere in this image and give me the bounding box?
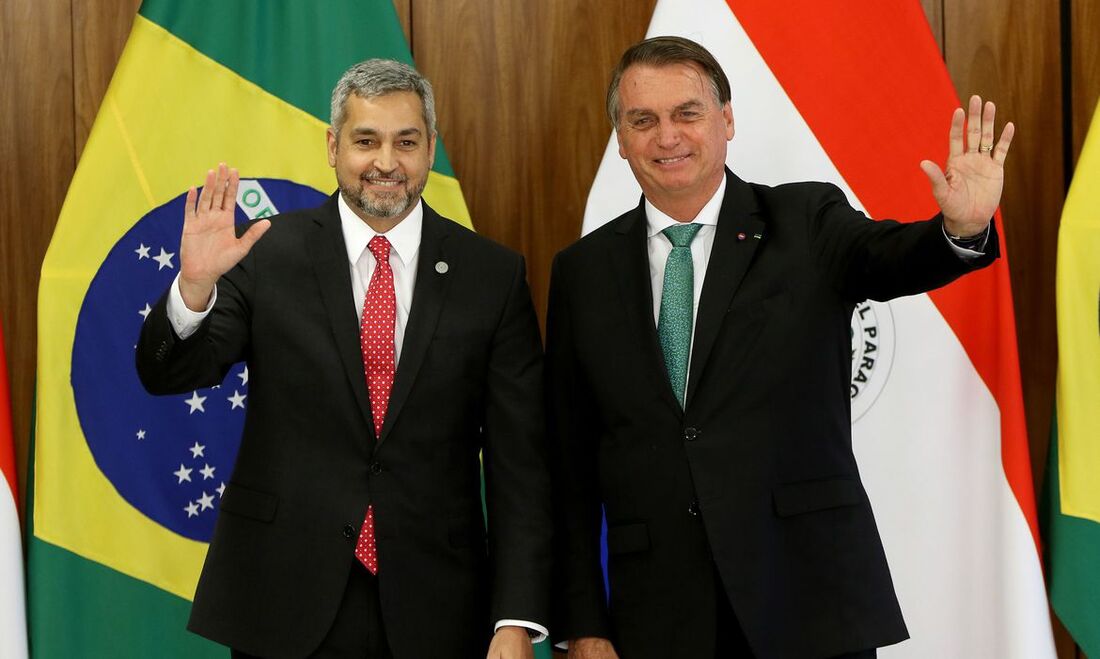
[423,207,524,265]
[749,179,849,209]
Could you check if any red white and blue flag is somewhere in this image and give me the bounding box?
[584,1,1055,656]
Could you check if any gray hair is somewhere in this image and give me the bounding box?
[330,59,437,137]
[606,36,731,126]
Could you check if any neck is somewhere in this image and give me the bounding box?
[646,171,724,222]
[343,191,417,233]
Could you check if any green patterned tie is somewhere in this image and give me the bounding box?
[657,223,703,407]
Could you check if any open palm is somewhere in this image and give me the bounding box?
[920,95,1015,237]
[178,164,271,309]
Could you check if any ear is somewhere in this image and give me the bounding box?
[616,128,627,160]
[428,132,437,168]
[326,127,338,167]
[723,102,735,141]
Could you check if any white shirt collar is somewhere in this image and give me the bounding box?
[644,175,727,238]
[338,193,423,266]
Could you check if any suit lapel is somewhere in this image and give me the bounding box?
[307,194,377,442]
[608,203,683,416]
[377,204,452,447]
[685,171,765,408]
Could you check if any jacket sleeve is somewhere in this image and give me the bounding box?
[482,254,554,631]
[135,253,253,395]
[545,253,613,643]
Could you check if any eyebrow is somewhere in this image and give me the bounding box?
[348,126,424,137]
[623,99,706,119]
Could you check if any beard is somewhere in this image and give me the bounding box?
[340,169,428,219]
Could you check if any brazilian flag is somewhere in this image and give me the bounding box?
[30,2,472,656]
[1045,104,1100,657]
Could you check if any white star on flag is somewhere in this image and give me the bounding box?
[153,247,176,270]
[216,482,226,497]
[238,366,249,386]
[197,492,215,511]
[135,243,150,259]
[189,442,205,458]
[185,391,207,414]
[138,303,152,319]
[200,464,216,480]
[227,390,246,410]
[173,464,193,484]
[185,501,200,518]
[136,429,146,440]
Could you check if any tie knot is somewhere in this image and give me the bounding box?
[662,223,702,248]
[368,235,391,263]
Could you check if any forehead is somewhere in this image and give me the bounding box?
[341,90,426,131]
[618,62,714,112]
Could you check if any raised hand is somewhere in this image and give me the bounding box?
[178,164,271,310]
[919,95,1015,238]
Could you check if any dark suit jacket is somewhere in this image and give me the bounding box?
[546,171,998,659]
[137,196,551,658]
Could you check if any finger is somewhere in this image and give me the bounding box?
[919,159,947,199]
[211,163,229,211]
[966,95,982,153]
[197,168,216,213]
[225,167,240,212]
[992,121,1015,165]
[237,219,272,254]
[184,186,198,222]
[948,107,965,157]
[985,101,1003,152]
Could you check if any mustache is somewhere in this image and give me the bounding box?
[360,170,408,183]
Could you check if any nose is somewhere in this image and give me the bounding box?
[655,122,680,149]
[372,144,397,173]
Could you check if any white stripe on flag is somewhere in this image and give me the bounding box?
[0,485,28,659]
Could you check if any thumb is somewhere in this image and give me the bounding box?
[238,219,272,253]
[919,160,947,200]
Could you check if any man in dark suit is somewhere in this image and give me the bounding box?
[137,59,551,659]
[546,37,1014,659]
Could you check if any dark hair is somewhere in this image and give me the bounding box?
[606,36,731,125]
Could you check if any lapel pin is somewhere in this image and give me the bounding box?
[753,233,763,240]
[435,261,449,274]
[736,232,747,241]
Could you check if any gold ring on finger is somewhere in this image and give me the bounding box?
[979,144,993,153]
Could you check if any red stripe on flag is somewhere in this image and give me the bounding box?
[724,0,1038,550]
[0,320,18,507]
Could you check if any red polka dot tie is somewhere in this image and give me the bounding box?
[355,235,395,574]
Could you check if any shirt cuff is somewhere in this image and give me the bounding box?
[942,223,989,260]
[494,619,549,644]
[166,274,217,339]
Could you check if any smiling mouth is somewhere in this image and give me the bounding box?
[363,178,405,188]
[654,155,691,164]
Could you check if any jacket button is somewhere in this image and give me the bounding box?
[342,524,355,539]
[683,427,700,442]
[688,501,700,516]
[369,461,383,475]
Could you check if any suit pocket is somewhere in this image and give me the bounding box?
[773,477,863,517]
[219,483,278,522]
[606,522,650,555]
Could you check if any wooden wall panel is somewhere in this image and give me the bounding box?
[1072,0,1100,165]
[944,0,1063,495]
[410,0,656,323]
[72,0,141,159]
[921,0,945,55]
[0,0,75,506]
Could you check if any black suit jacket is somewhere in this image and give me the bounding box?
[546,171,998,659]
[137,196,551,658]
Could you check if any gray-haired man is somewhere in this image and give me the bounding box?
[138,59,551,659]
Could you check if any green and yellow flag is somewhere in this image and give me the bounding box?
[31,2,467,656]
[1046,102,1100,656]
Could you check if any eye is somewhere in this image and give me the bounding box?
[397,139,418,148]
[356,138,376,147]
[629,116,655,129]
